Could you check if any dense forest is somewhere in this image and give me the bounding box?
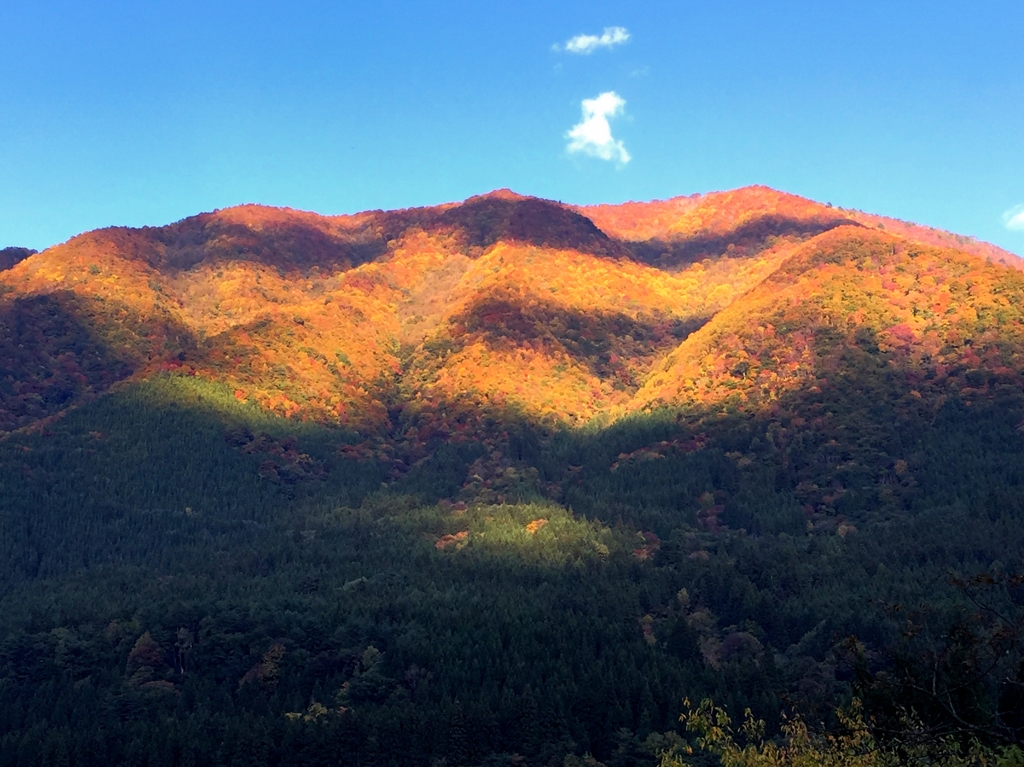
[0,248,36,272]
[1,189,1024,766]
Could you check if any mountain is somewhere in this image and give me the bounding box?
[3,186,1019,434]
[2,187,1024,766]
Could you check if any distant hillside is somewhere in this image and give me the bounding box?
[580,186,1022,270]
[4,185,1023,525]
[3,187,1024,766]
[0,186,1020,438]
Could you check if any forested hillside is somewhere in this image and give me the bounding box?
[1,188,1023,766]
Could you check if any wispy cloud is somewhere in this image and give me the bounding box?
[555,26,630,54]
[1004,204,1024,231]
[566,91,630,165]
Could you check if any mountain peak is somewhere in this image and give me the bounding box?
[463,188,532,204]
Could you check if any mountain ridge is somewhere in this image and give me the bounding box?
[4,186,1024,765]
[1,185,1021,437]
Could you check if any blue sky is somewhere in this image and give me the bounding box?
[2,1,1022,255]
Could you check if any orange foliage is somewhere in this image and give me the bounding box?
[580,186,846,244]
[634,226,1024,415]
[435,530,469,550]
[2,186,1021,441]
[581,185,1021,271]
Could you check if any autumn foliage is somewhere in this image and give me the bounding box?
[1,186,1021,443]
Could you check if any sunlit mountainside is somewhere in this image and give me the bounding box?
[3,185,1020,437]
[3,187,1024,766]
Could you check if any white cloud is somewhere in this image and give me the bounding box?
[566,91,630,165]
[1004,204,1024,231]
[558,26,630,54]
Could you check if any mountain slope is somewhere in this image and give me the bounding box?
[5,183,1023,536]
[637,224,1024,413]
[3,188,1024,766]
[10,185,1016,438]
[580,185,1022,270]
